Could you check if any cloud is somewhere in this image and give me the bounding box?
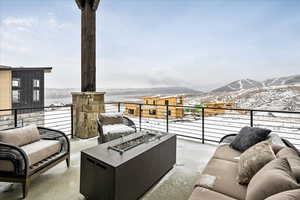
[2,17,37,27]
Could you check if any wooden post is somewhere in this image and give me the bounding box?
[75,0,101,92]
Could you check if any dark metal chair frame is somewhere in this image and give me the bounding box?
[97,116,137,144]
[0,127,70,199]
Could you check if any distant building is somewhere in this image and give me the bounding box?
[0,65,52,114]
[125,95,184,119]
[203,102,236,116]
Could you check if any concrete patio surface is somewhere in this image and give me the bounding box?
[0,137,216,200]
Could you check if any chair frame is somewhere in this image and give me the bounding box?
[97,115,137,144]
[0,127,70,199]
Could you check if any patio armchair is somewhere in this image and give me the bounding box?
[97,112,136,144]
[0,125,70,199]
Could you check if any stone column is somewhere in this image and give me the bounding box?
[73,0,104,139]
[72,92,105,139]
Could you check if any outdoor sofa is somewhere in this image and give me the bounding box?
[189,127,300,200]
[97,112,137,144]
[0,125,70,199]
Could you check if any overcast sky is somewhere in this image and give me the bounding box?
[1,0,300,91]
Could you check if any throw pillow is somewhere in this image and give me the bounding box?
[265,189,300,200]
[0,125,40,146]
[238,141,276,184]
[230,126,272,152]
[246,158,299,200]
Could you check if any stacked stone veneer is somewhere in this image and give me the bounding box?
[72,92,105,139]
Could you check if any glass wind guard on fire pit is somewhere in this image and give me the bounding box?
[107,131,166,154]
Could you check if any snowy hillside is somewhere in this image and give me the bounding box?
[187,85,300,111]
[212,79,263,92]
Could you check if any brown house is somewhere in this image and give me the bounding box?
[125,95,184,119]
[203,102,236,117]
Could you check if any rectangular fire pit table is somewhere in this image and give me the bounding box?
[80,131,176,200]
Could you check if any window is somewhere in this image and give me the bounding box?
[164,110,172,116]
[149,110,156,115]
[165,100,169,105]
[33,79,40,88]
[153,101,156,105]
[12,90,20,103]
[12,78,21,87]
[177,98,183,104]
[146,100,148,104]
[33,90,40,102]
[128,109,135,115]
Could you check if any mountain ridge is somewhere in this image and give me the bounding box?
[212,74,300,93]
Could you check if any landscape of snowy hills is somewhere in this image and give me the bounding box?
[46,74,300,111]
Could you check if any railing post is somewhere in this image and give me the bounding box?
[250,110,253,127]
[166,103,169,133]
[202,107,205,144]
[139,104,142,131]
[117,102,121,112]
[71,105,74,138]
[14,109,18,128]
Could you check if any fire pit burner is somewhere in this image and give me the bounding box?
[108,132,165,154]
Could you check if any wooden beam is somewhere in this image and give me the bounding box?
[75,0,85,10]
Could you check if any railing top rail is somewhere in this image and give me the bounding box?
[0,104,72,112]
[105,101,300,115]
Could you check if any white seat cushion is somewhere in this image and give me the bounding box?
[21,140,61,166]
[102,124,135,135]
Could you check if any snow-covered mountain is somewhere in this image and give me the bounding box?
[212,75,300,93]
[212,79,263,92]
[186,85,300,111]
[263,75,300,87]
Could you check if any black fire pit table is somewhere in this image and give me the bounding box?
[80,130,176,200]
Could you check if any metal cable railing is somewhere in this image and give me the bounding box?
[1,102,300,148]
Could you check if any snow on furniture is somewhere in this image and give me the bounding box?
[97,113,137,144]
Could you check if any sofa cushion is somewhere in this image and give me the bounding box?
[277,147,300,183]
[213,144,241,163]
[0,125,41,146]
[230,126,271,152]
[98,113,124,125]
[277,147,299,159]
[195,158,247,200]
[0,160,15,172]
[102,124,135,135]
[21,140,61,166]
[246,158,299,200]
[189,187,237,200]
[238,141,276,184]
[264,189,300,200]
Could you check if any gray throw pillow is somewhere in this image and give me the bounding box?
[230,126,272,152]
[238,141,276,184]
[246,158,299,200]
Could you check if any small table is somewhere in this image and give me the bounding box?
[80,131,176,200]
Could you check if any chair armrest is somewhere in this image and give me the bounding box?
[38,127,70,153]
[0,142,29,176]
[219,134,237,144]
[97,119,105,143]
[123,116,137,132]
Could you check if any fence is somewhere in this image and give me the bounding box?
[107,102,300,148]
[1,103,300,149]
[0,105,73,137]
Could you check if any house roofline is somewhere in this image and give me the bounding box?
[0,65,52,73]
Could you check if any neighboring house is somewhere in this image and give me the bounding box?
[0,65,52,114]
[203,102,236,116]
[125,95,184,119]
